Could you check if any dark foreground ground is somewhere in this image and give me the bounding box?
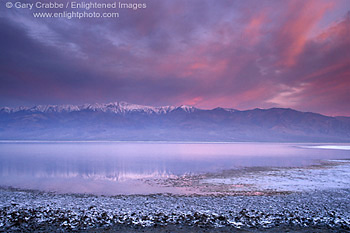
[21,224,350,232]
[1,187,349,232]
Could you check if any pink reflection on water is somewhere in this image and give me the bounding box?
[0,142,349,195]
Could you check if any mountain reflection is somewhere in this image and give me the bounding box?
[1,142,350,194]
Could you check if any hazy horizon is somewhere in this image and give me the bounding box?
[2,100,350,117]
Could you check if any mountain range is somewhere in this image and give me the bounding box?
[1,101,350,142]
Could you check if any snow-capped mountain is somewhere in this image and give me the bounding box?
[1,101,350,142]
[0,102,199,115]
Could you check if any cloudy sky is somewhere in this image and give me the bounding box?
[0,0,349,116]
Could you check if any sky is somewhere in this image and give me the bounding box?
[0,0,349,116]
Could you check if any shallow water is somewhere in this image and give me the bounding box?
[0,142,349,195]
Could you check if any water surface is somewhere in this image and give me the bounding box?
[0,142,349,195]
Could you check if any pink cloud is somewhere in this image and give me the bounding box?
[274,0,334,67]
[1,0,349,116]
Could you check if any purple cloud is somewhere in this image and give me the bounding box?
[0,0,349,116]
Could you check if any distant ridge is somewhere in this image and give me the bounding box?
[0,101,349,142]
[0,101,217,114]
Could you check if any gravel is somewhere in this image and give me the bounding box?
[1,187,349,232]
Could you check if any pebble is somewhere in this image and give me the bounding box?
[0,188,349,232]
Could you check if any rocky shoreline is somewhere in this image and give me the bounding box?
[1,187,350,232]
